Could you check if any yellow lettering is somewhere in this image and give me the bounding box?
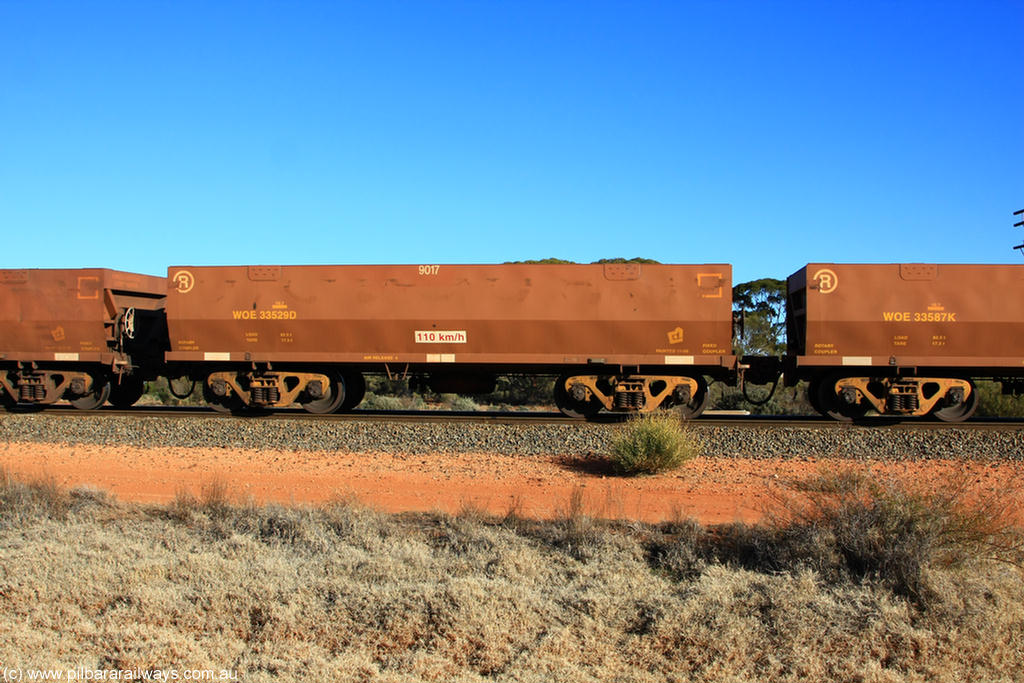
[883,311,957,323]
[231,309,297,320]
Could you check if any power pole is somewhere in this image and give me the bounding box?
[1015,209,1024,253]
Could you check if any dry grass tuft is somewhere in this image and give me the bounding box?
[199,476,232,517]
[168,483,199,522]
[456,497,493,523]
[758,467,1024,604]
[0,466,71,524]
[609,412,704,475]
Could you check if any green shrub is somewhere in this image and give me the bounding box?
[707,380,816,415]
[439,393,479,411]
[609,412,704,475]
[142,377,205,406]
[359,392,428,410]
[481,375,556,407]
[975,380,1024,418]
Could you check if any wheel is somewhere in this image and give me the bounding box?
[554,375,602,418]
[807,377,824,416]
[0,388,14,412]
[301,372,346,414]
[168,376,197,400]
[339,372,366,411]
[931,381,978,423]
[69,375,111,410]
[0,373,15,411]
[816,374,868,422]
[677,376,710,420]
[108,375,146,408]
[202,379,245,414]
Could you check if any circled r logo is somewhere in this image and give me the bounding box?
[812,268,838,294]
[173,270,195,294]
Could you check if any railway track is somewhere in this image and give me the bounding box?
[10,404,1024,432]
[2,405,1022,463]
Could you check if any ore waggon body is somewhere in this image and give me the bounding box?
[2,261,1023,423]
[164,263,735,417]
[785,263,1024,421]
[0,268,167,409]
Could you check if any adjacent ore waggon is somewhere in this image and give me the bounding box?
[785,263,1024,421]
[164,263,735,417]
[0,268,167,410]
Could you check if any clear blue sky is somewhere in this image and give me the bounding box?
[1,1,1021,283]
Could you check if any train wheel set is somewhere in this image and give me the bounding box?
[809,373,979,422]
[553,374,710,419]
[2,263,1022,423]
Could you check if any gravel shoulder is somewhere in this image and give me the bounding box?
[2,412,1024,459]
[2,413,1022,524]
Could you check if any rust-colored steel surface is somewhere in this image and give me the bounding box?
[165,263,734,371]
[0,269,166,364]
[788,263,1024,371]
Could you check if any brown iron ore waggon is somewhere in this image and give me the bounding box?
[164,263,735,416]
[786,263,1024,421]
[0,268,167,409]
[5,261,1022,422]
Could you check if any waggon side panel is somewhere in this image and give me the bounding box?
[790,263,1024,370]
[164,264,736,369]
[0,268,166,363]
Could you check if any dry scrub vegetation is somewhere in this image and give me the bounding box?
[609,412,704,475]
[1,465,1023,682]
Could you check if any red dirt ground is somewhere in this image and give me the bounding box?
[1,441,1022,524]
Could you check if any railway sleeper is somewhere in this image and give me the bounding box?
[560,374,702,414]
[205,370,339,412]
[829,376,974,419]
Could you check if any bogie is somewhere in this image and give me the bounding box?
[554,374,709,419]
[810,374,977,423]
